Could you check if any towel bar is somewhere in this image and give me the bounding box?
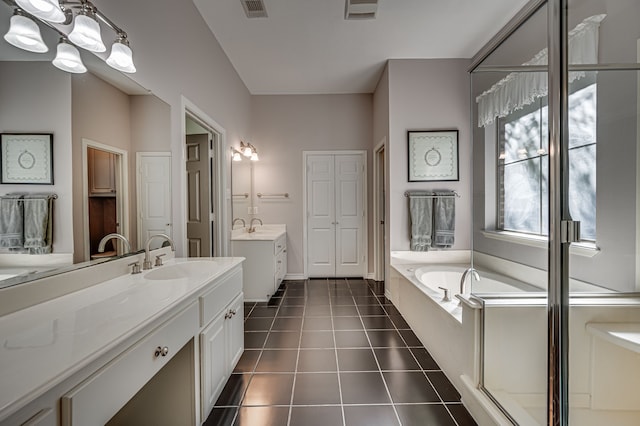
[404,191,459,198]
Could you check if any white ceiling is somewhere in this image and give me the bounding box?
[193,0,530,95]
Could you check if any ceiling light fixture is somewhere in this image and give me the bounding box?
[2,0,136,74]
[3,9,48,52]
[68,4,105,52]
[106,35,135,73]
[52,37,86,73]
[15,0,65,23]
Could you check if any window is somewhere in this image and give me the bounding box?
[497,83,597,241]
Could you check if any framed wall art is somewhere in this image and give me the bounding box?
[407,130,459,182]
[1,133,54,184]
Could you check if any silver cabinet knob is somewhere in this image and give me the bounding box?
[154,346,169,357]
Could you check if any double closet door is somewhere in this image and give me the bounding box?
[306,152,366,277]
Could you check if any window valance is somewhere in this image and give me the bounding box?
[476,14,605,128]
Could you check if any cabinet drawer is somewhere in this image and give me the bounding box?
[274,234,286,255]
[199,268,242,327]
[60,302,198,426]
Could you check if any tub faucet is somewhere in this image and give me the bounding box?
[248,218,263,233]
[232,218,246,229]
[459,267,480,295]
[98,233,131,255]
[143,233,175,270]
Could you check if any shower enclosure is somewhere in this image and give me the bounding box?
[469,0,640,424]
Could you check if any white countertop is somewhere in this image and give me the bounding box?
[0,257,244,420]
[231,224,286,241]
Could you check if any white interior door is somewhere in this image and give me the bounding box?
[307,155,336,277]
[306,152,365,277]
[137,153,172,250]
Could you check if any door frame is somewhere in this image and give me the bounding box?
[81,138,129,262]
[303,150,367,279]
[180,97,228,257]
[373,139,386,282]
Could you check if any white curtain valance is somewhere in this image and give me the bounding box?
[476,14,606,128]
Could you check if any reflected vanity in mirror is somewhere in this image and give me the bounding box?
[0,0,171,289]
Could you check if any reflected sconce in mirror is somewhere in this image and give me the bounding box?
[2,0,136,74]
[231,148,242,162]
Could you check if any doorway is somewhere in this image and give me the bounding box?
[373,140,386,282]
[304,151,367,278]
[82,139,129,261]
[184,111,224,258]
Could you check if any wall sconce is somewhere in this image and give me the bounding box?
[3,0,136,74]
[239,141,259,161]
[231,148,242,162]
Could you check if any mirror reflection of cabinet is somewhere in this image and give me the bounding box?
[88,148,117,196]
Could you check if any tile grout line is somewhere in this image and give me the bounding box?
[329,278,347,426]
[353,279,404,426]
[286,281,307,426]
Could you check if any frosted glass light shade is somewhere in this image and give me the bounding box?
[15,0,65,23]
[3,13,48,53]
[106,40,136,73]
[242,146,252,156]
[52,41,87,73]
[232,151,242,161]
[250,152,259,161]
[68,12,105,52]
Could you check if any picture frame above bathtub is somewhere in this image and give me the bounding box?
[1,133,54,184]
[408,130,459,182]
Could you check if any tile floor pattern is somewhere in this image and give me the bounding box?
[204,279,477,426]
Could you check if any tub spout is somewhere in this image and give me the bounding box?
[459,267,480,295]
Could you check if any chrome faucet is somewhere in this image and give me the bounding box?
[248,218,263,233]
[232,218,246,229]
[143,233,175,270]
[98,233,131,255]
[459,267,480,295]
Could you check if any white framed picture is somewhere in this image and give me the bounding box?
[407,130,459,182]
[1,133,54,184]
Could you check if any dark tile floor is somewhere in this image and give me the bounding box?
[204,279,477,426]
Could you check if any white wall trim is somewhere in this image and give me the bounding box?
[373,138,386,282]
[180,96,229,257]
[284,273,305,281]
[480,230,600,258]
[81,139,129,262]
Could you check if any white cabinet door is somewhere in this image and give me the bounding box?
[200,313,227,416]
[306,153,365,277]
[226,294,244,369]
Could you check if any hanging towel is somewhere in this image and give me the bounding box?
[432,191,455,248]
[23,194,54,254]
[0,194,25,249]
[408,192,433,251]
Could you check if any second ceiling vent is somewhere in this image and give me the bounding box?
[345,0,378,20]
[241,0,268,18]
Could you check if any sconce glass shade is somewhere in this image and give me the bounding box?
[250,152,259,161]
[106,39,136,73]
[52,40,87,73]
[15,0,65,23]
[3,13,48,53]
[68,11,106,52]
[232,151,242,161]
[242,146,252,156]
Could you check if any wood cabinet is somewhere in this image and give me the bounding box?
[88,149,116,197]
[232,232,286,302]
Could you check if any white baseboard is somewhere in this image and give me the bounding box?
[366,273,375,280]
[284,273,305,280]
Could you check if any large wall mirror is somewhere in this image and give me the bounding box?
[231,157,252,227]
[0,0,171,289]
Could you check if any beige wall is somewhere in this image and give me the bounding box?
[387,59,472,251]
[0,62,73,255]
[71,73,132,263]
[249,94,373,276]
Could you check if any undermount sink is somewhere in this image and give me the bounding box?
[144,260,218,281]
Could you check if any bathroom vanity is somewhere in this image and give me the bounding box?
[0,251,244,426]
[231,225,286,302]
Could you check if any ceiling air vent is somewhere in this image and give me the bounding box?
[241,0,268,18]
[345,0,378,20]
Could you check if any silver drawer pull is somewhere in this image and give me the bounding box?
[154,346,169,357]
